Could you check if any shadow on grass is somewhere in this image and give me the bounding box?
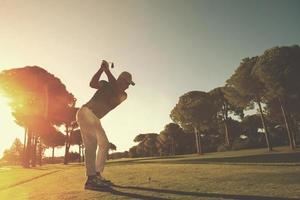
[108,155,188,164]
[109,188,169,200]
[88,187,169,200]
[0,170,60,191]
[30,163,83,170]
[113,184,299,200]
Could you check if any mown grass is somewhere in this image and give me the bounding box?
[107,146,300,166]
[0,146,299,200]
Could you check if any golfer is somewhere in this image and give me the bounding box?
[76,60,135,190]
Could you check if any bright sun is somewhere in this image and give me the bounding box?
[0,95,64,158]
[0,95,24,158]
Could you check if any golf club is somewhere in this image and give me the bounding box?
[101,59,114,68]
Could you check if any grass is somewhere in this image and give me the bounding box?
[0,146,299,200]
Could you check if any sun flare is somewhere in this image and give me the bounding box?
[0,95,24,158]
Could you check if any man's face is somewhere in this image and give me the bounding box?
[118,78,130,91]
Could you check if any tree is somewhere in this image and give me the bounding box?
[254,45,300,149]
[2,138,24,164]
[133,134,147,143]
[69,128,83,162]
[170,91,217,154]
[209,87,244,147]
[129,145,138,158]
[109,143,117,152]
[159,123,186,155]
[142,134,161,157]
[0,66,76,167]
[107,142,117,161]
[42,128,65,162]
[226,57,273,151]
[133,133,161,157]
[240,114,264,146]
[62,107,79,164]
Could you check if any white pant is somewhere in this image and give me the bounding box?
[76,106,109,176]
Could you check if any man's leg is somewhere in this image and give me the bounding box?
[95,121,110,174]
[81,128,97,177]
[76,107,98,177]
[76,107,111,190]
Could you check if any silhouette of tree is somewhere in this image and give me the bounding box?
[159,123,186,155]
[109,142,117,151]
[133,133,161,157]
[170,91,217,154]
[134,134,147,143]
[129,145,138,158]
[209,87,244,147]
[69,128,83,162]
[62,107,78,164]
[107,142,117,160]
[0,66,76,167]
[254,45,300,149]
[41,128,65,162]
[226,57,273,151]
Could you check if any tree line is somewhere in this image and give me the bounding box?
[0,45,299,165]
[123,45,300,158]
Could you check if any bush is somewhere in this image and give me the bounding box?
[43,156,64,164]
[231,138,253,150]
[217,144,232,152]
[109,151,129,159]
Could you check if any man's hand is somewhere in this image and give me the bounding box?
[100,60,110,72]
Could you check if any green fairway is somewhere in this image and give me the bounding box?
[0,147,299,200]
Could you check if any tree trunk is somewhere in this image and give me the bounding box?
[32,134,37,167]
[64,124,76,164]
[64,141,70,164]
[23,128,27,154]
[194,127,203,155]
[223,103,231,146]
[279,98,295,150]
[286,111,297,148]
[224,119,230,146]
[171,137,175,155]
[64,126,70,165]
[38,139,42,166]
[197,131,203,155]
[52,147,55,163]
[22,128,28,168]
[290,116,298,147]
[194,127,200,154]
[257,99,272,151]
[24,129,32,168]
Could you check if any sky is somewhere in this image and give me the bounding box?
[0,0,300,157]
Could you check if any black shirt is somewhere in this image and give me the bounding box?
[84,80,127,119]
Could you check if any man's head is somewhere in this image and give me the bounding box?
[117,71,135,90]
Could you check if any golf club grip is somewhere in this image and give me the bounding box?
[101,60,114,68]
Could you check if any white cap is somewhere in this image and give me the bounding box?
[118,71,135,86]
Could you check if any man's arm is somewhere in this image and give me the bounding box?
[89,61,108,89]
[104,67,118,89]
[99,61,119,90]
